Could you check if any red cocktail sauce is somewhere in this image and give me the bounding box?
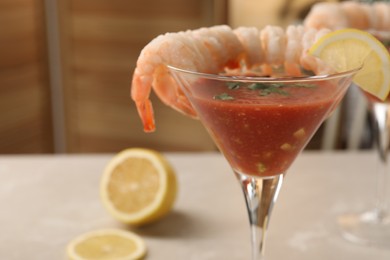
[188,79,349,177]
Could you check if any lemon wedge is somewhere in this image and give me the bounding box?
[67,229,147,260]
[309,28,390,100]
[100,148,177,226]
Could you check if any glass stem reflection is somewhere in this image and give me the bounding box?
[371,102,390,219]
[235,172,284,260]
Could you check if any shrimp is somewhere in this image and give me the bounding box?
[284,25,305,76]
[131,25,244,132]
[131,33,200,132]
[261,25,286,66]
[339,1,372,30]
[131,25,336,132]
[192,25,245,69]
[299,27,334,75]
[233,26,264,68]
[304,2,349,30]
[304,1,390,32]
[374,2,390,31]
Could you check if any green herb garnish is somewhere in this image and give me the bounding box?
[227,82,240,90]
[247,83,284,90]
[248,82,316,96]
[214,93,234,100]
[293,83,317,88]
[259,87,289,96]
[221,82,317,97]
[300,68,316,76]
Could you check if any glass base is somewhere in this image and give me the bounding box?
[338,209,390,247]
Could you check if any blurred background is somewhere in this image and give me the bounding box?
[0,0,369,154]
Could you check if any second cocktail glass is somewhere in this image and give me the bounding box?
[302,0,390,247]
[169,65,359,259]
[338,33,390,247]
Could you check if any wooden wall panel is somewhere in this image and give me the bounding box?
[0,0,53,153]
[59,0,227,152]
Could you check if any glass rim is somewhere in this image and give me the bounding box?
[167,64,362,83]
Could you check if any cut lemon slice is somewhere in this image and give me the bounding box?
[309,28,390,100]
[67,229,146,260]
[100,148,177,226]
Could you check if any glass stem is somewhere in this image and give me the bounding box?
[235,171,284,260]
[371,102,390,218]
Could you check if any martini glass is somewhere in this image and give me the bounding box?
[168,65,359,259]
[337,30,390,247]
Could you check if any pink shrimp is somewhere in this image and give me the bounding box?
[284,25,305,76]
[261,25,287,66]
[192,25,245,69]
[299,27,335,75]
[233,26,264,68]
[131,25,335,132]
[304,2,349,30]
[374,2,390,31]
[131,25,244,132]
[304,1,390,32]
[131,33,200,132]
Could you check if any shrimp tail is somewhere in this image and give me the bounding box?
[135,99,155,132]
[131,68,156,132]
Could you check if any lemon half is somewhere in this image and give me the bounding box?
[100,148,177,226]
[309,28,390,100]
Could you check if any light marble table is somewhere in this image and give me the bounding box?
[0,151,389,259]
